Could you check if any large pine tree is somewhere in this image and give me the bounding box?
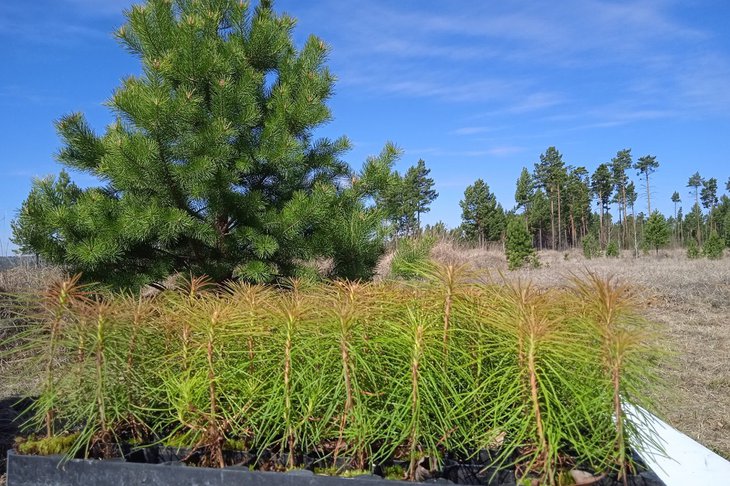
[459,179,505,245]
[533,147,566,250]
[610,149,632,248]
[12,0,387,287]
[591,163,613,248]
[404,159,438,230]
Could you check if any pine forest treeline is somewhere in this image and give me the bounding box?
[445,146,730,258]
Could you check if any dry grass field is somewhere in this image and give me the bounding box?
[0,245,728,482]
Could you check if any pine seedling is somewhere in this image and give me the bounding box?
[406,308,427,479]
[34,274,89,438]
[176,275,215,373]
[318,280,385,470]
[571,273,664,484]
[196,297,235,467]
[253,279,324,469]
[119,292,158,439]
[377,306,456,480]
[329,281,361,466]
[160,282,256,467]
[88,300,114,456]
[56,295,133,459]
[223,281,275,448]
[420,263,477,364]
[446,282,514,458]
[280,283,303,468]
[479,281,593,485]
[225,281,274,373]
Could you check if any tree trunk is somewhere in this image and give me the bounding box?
[621,186,627,249]
[646,173,651,214]
[557,185,562,250]
[632,205,638,258]
[598,195,604,248]
[550,195,555,251]
[673,202,678,247]
[570,212,576,248]
[695,191,701,244]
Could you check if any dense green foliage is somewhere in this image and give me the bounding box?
[11,0,394,288]
[686,239,700,259]
[505,218,537,269]
[703,230,725,259]
[3,271,664,484]
[502,149,729,259]
[389,235,436,279]
[605,240,619,258]
[458,179,505,244]
[643,211,670,254]
[582,233,600,259]
[377,158,438,238]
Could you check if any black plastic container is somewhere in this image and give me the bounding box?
[5,449,665,486]
[5,450,411,486]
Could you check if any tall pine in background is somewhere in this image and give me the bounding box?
[404,159,438,230]
[534,147,567,250]
[687,172,703,244]
[610,149,632,248]
[459,179,505,245]
[591,163,613,248]
[12,0,388,286]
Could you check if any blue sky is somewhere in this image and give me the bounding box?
[2,0,730,253]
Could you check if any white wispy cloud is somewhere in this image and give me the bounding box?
[403,146,527,159]
[484,146,527,157]
[296,0,730,126]
[0,86,65,107]
[0,0,126,46]
[451,126,493,136]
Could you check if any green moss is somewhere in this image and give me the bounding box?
[341,469,370,478]
[15,433,80,456]
[314,467,370,477]
[224,438,248,450]
[382,465,406,480]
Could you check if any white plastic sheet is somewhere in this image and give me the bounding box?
[626,403,730,485]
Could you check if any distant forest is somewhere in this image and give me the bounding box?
[396,147,728,257]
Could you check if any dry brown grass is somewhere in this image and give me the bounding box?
[0,261,62,295]
[0,262,63,479]
[0,262,62,397]
[425,240,730,459]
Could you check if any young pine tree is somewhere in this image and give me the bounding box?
[515,167,534,229]
[643,211,670,255]
[505,217,537,270]
[12,0,384,287]
[687,172,703,244]
[703,230,725,259]
[403,159,438,232]
[459,179,505,246]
